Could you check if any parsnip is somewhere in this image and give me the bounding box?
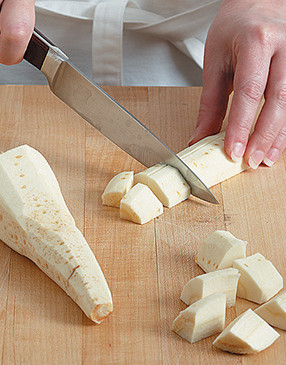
[196,230,247,272]
[103,132,249,219]
[102,171,133,207]
[213,309,280,354]
[255,291,286,330]
[0,145,112,323]
[180,268,240,307]
[178,132,249,188]
[134,164,190,208]
[132,132,248,209]
[172,293,226,343]
[233,253,283,304]
[120,183,163,224]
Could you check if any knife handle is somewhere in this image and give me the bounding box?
[24,28,55,70]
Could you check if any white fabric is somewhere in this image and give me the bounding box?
[0,0,222,86]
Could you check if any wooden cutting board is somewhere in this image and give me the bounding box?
[0,85,285,365]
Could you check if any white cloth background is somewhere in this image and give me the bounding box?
[0,0,222,86]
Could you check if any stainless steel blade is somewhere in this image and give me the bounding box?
[41,54,218,204]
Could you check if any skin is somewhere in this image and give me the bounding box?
[191,0,286,168]
[0,0,35,65]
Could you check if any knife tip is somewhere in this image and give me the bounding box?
[192,187,219,205]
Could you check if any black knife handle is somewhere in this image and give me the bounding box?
[24,28,56,70]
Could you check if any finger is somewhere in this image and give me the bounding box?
[224,44,272,161]
[263,125,286,167]
[188,49,232,145]
[0,0,35,65]
[244,52,286,168]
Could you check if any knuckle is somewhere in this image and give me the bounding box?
[254,26,269,45]
[274,86,286,109]
[3,22,31,44]
[197,102,209,119]
[249,22,272,47]
[277,126,286,141]
[236,121,251,139]
[199,102,225,120]
[238,79,264,104]
[255,128,277,145]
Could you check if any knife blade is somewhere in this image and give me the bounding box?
[24,29,218,204]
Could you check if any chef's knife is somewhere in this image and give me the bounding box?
[24,29,218,204]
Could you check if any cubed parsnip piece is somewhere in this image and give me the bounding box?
[120,183,163,224]
[196,230,247,272]
[233,253,283,304]
[180,268,240,307]
[102,171,134,207]
[172,293,226,343]
[178,132,249,188]
[134,164,190,208]
[213,309,280,354]
[0,145,112,323]
[255,291,286,330]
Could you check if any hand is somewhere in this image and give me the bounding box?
[190,0,286,168]
[0,0,35,65]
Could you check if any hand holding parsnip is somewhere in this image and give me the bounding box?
[192,0,286,169]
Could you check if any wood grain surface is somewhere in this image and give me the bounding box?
[0,86,285,365]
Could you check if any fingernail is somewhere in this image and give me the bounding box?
[188,128,199,146]
[263,148,280,167]
[231,142,244,162]
[249,150,265,169]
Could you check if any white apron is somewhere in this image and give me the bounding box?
[0,0,222,85]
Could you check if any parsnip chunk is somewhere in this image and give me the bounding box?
[120,183,163,224]
[255,291,286,330]
[213,309,280,354]
[134,164,190,208]
[196,230,247,272]
[172,293,226,343]
[233,253,283,304]
[181,268,240,307]
[102,171,134,208]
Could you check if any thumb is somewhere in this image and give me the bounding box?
[189,62,231,146]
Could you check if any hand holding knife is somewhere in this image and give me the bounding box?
[23,29,218,205]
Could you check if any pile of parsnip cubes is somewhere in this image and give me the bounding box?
[172,230,285,354]
[102,131,285,354]
[101,132,248,224]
